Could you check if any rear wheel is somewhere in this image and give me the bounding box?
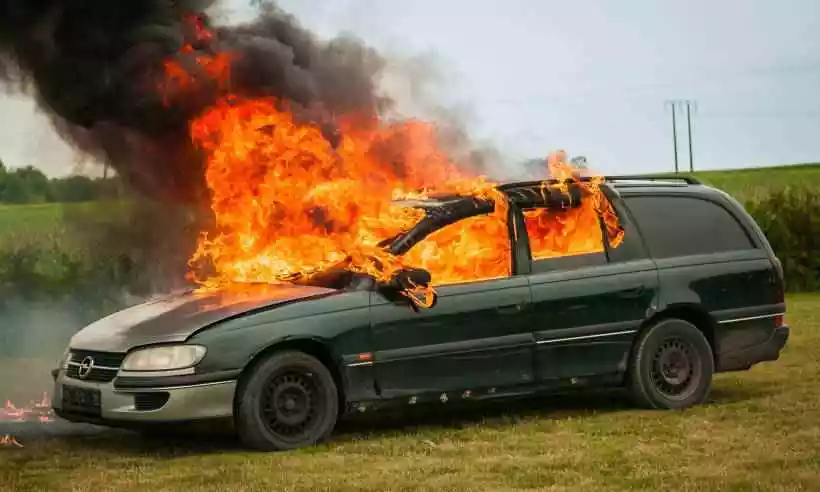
[235,351,338,451]
[628,318,714,409]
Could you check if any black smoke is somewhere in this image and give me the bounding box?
[0,0,391,204]
[0,0,407,298]
[0,0,503,305]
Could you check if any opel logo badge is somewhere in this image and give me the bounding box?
[77,356,95,379]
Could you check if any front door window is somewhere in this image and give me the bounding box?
[402,213,511,285]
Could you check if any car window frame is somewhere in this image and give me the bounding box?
[390,202,522,288]
[515,184,649,274]
[619,192,761,260]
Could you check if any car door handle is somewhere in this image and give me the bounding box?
[618,287,645,299]
[496,304,524,314]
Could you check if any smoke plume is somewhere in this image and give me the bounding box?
[0,0,393,204]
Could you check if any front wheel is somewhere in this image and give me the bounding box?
[628,318,714,409]
[235,351,339,451]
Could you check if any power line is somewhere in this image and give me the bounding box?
[697,110,820,119]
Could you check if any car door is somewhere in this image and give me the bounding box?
[520,187,659,383]
[369,211,535,400]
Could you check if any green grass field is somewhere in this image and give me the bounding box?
[0,203,64,237]
[1,292,817,491]
[0,201,126,237]
[668,162,820,202]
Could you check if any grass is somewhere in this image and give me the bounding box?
[685,162,820,202]
[0,201,128,239]
[0,292,818,491]
[0,203,64,238]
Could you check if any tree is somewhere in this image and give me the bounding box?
[0,161,118,204]
[0,172,29,204]
[50,175,100,202]
[13,166,51,202]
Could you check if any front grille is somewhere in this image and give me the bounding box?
[133,392,170,411]
[69,350,126,368]
[65,350,126,383]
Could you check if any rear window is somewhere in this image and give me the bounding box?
[623,195,755,258]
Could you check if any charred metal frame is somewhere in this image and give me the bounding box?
[346,174,695,289]
[388,181,587,256]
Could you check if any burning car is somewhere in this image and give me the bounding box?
[50,174,788,451]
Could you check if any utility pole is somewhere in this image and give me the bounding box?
[666,100,680,174]
[685,100,696,172]
[666,99,697,174]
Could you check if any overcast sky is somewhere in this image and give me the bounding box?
[2,0,819,177]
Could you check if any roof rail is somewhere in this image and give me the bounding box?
[496,174,701,191]
[496,177,595,191]
[604,174,701,185]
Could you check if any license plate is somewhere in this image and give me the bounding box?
[62,385,102,416]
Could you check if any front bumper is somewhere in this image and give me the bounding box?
[51,369,236,426]
[716,324,790,372]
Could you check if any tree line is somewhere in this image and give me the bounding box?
[0,159,118,204]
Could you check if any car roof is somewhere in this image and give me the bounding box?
[602,176,732,201]
[498,174,730,199]
[391,174,720,210]
[386,174,727,255]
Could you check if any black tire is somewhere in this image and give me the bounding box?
[628,318,714,410]
[235,351,339,451]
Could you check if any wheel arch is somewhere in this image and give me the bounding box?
[234,337,348,415]
[637,304,718,363]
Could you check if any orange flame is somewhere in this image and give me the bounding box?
[159,44,234,107]
[524,152,624,260]
[158,15,234,107]
[164,22,623,296]
[0,435,23,448]
[185,95,510,288]
[1,393,54,424]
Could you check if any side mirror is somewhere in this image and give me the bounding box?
[381,267,438,310]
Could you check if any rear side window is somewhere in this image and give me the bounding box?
[624,195,755,258]
[522,200,608,273]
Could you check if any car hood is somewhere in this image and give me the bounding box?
[69,283,336,353]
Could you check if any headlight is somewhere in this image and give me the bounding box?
[122,345,207,371]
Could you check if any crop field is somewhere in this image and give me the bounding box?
[685,162,820,202]
[0,204,64,237]
[0,201,127,239]
[0,293,817,491]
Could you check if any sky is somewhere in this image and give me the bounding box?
[1,0,819,177]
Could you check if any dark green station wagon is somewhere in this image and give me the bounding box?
[52,175,789,451]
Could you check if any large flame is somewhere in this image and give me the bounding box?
[186,96,500,288]
[167,21,623,294]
